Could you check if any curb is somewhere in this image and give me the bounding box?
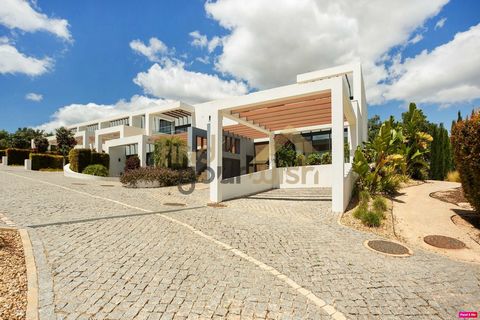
[19,228,39,320]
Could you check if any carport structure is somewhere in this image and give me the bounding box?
[208,63,368,212]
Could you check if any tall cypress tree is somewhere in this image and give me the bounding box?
[429,123,453,180]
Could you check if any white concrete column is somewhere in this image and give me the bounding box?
[95,133,102,152]
[331,78,345,213]
[268,134,276,169]
[138,137,146,167]
[209,111,223,203]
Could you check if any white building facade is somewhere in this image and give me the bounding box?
[44,63,367,212]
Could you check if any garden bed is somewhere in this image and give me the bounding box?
[0,228,27,320]
[341,196,398,240]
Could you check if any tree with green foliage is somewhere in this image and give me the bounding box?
[33,136,49,153]
[10,127,44,149]
[451,110,480,212]
[353,121,407,194]
[400,103,432,180]
[368,115,382,141]
[154,136,188,169]
[428,123,453,180]
[56,127,76,164]
[0,129,10,149]
[275,142,296,167]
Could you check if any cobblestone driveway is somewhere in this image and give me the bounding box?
[0,167,479,319]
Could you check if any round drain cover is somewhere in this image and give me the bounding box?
[424,235,466,249]
[366,240,411,256]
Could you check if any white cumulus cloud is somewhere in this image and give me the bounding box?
[189,31,208,48]
[130,37,169,62]
[189,31,223,53]
[0,0,71,40]
[203,0,448,104]
[133,60,248,103]
[435,17,447,30]
[0,43,52,76]
[36,95,169,132]
[385,23,480,104]
[25,92,43,101]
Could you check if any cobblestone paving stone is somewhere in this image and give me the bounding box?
[0,166,479,319]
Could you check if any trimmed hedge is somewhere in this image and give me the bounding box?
[91,152,110,169]
[69,149,110,173]
[120,167,195,187]
[30,153,63,171]
[451,111,480,212]
[82,164,109,177]
[68,148,92,173]
[6,148,31,165]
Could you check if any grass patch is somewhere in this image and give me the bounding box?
[353,192,388,228]
[361,211,382,227]
[446,170,461,182]
[372,196,387,213]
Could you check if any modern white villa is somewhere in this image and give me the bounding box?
[43,63,367,212]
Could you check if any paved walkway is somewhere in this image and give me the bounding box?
[393,180,480,264]
[0,166,479,319]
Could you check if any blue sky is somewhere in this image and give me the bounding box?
[0,0,479,132]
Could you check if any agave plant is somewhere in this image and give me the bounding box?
[353,121,407,194]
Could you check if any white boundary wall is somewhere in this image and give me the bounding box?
[221,169,275,200]
[277,165,332,188]
[220,164,356,209]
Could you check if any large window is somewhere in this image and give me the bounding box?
[224,136,240,154]
[125,144,138,156]
[157,119,172,134]
[86,124,98,132]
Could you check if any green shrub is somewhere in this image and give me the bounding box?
[305,152,332,165]
[353,203,368,219]
[372,196,387,213]
[6,148,31,165]
[30,153,63,171]
[68,148,92,173]
[91,152,109,169]
[82,164,109,177]
[353,121,406,195]
[451,110,480,212]
[358,190,370,205]
[120,167,196,187]
[125,155,140,172]
[295,154,305,166]
[361,211,382,227]
[305,153,321,165]
[276,143,296,167]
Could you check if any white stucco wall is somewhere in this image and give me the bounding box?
[221,169,275,201]
[276,165,333,188]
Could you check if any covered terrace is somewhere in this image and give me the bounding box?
[208,63,367,212]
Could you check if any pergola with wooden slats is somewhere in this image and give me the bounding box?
[223,124,268,139]
[222,92,332,140]
[162,109,192,118]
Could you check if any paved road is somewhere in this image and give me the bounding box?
[0,166,479,320]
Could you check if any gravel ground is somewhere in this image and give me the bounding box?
[0,229,27,320]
